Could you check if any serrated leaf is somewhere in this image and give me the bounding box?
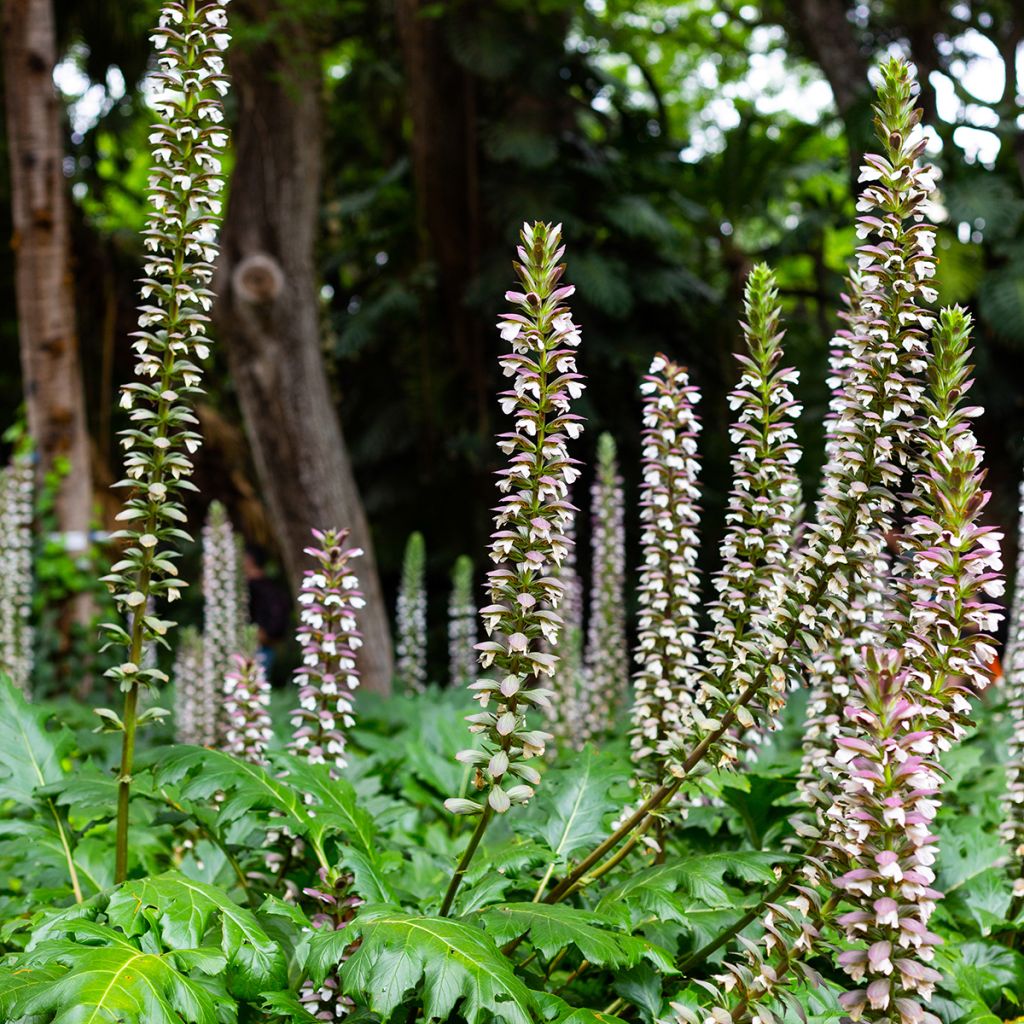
[2,923,223,1024]
[149,745,309,837]
[0,676,73,806]
[310,906,535,1024]
[478,903,673,970]
[106,871,287,998]
[274,754,377,856]
[519,746,626,865]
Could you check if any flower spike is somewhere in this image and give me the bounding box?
[447,222,585,817]
[629,355,702,782]
[289,529,365,772]
[396,531,428,692]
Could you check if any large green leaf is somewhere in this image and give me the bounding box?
[0,675,73,806]
[273,755,378,857]
[519,747,626,865]
[309,906,535,1024]
[478,903,673,970]
[106,871,287,998]
[2,922,224,1024]
[150,745,310,838]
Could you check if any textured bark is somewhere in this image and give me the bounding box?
[3,0,92,542]
[214,0,393,694]
[394,0,487,438]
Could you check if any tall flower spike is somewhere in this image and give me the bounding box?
[828,308,1003,1024]
[790,56,938,718]
[289,529,365,772]
[223,644,273,765]
[0,454,34,694]
[201,500,245,742]
[395,531,428,692]
[1003,474,1024,887]
[700,265,802,757]
[652,58,939,786]
[629,356,702,781]
[827,651,945,1024]
[99,0,231,881]
[173,626,206,745]
[448,555,478,687]
[447,222,585,817]
[579,433,628,743]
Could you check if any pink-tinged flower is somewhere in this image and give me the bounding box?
[576,433,628,744]
[222,653,272,764]
[826,309,1002,1024]
[0,454,34,695]
[824,651,945,1024]
[298,867,362,1021]
[629,354,702,781]
[289,528,365,772]
[447,222,585,816]
[395,531,427,692]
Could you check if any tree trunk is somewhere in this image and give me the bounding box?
[394,0,487,440]
[214,0,393,694]
[2,0,92,546]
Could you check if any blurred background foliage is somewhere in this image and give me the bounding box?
[2,0,1023,686]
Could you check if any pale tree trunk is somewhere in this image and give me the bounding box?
[2,0,92,546]
[214,0,393,694]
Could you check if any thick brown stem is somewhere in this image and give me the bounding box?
[215,0,393,693]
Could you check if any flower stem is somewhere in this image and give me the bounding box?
[114,669,141,883]
[439,805,494,916]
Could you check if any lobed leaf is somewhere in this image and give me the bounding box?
[479,902,673,970]
[309,906,535,1024]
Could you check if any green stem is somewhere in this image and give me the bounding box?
[545,483,871,907]
[532,862,556,903]
[114,681,141,883]
[677,851,811,974]
[604,997,626,1016]
[439,805,494,916]
[48,798,83,903]
[112,10,200,886]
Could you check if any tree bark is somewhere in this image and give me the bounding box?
[394,0,487,440]
[214,0,393,694]
[2,0,92,546]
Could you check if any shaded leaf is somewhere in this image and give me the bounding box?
[479,903,673,970]
[107,871,287,998]
[310,906,535,1024]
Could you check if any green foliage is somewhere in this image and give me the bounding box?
[310,907,537,1024]
[478,903,674,970]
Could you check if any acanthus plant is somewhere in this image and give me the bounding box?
[448,554,478,687]
[396,530,428,692]
[289,528,365,771]
[2,55,1022,1024]
[96,0,231,883]
[199,499,247,738]
[630,354,702,786]
[577,432,629,744]
[0,451,35,694]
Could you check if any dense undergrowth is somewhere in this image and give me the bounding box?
[1,2,1023,1023]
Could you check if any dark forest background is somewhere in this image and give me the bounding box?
[2,0,1023,690]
